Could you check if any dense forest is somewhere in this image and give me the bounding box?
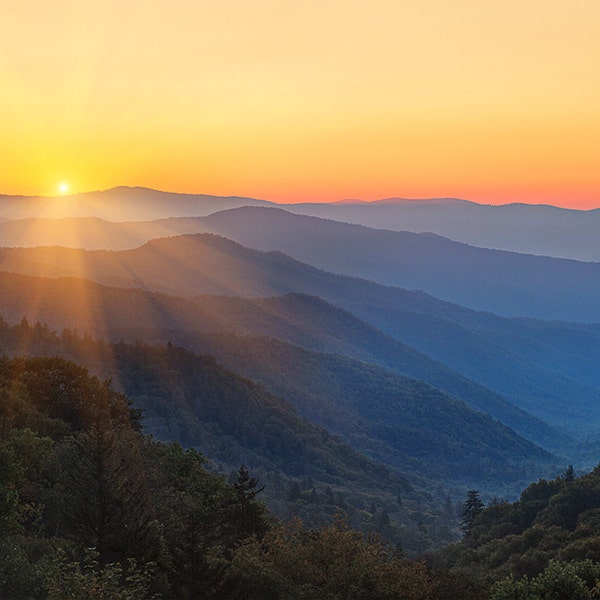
[437,464,600,598]
[4,318,600,597]
[0,354,483,599]
[0,316,462,554]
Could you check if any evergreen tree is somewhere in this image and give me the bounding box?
[564,464,575,482]
[460,489,484,537]
[230,465,267,540]
[52,426,159,565]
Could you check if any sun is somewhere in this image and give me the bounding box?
[57,182,70,195]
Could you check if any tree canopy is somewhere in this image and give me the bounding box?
[0,354,480,598]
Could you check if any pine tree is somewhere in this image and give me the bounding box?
[460,489,484,537]
[230,465,267,540]
[563,464,575,482]
[52,426,159,564]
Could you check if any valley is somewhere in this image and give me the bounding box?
[1,188,599,597]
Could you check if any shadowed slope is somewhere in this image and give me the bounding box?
[0,270,567,450]
[0,234,598,434]
[199,206,600,322]
[0,315,558,489]
[3,204,600,321]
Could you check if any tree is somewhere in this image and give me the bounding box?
[564,464,575,482]
[145,444,263,598]
[40,548,158,600]
[490,559,600,600]
[51,426,160,565]
[228,465,267,542]
[461,489,484,537]
[226,517,483,600]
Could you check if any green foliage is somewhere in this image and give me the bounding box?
[141,441,270,598]
[0,351,483,597]
[40,548,158,600]
[443,466,600,593]
[0,355,139,436]
[0,321,453,554]
[106,337,464,553]
[461,490,484,537]
[0,263,563,472]
[490,559,600,600]
[50,426,161,564]
[175,331,555,487]
[226,518,483,600]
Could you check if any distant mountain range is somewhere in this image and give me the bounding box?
[1,187,599,261]
[2,203,600,321]
[0,270,559,496]
[285,198,600,262]
[1,233,600,438]
[2,185,599,499]
[0,186,270,220]
[189,206,600,322]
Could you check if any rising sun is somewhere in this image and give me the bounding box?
[57,182,70,195]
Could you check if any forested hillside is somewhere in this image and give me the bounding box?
[0,354,486,599]
[3,231,600,436]
[1,198,600,597]
[440,465,600,598]
[148,330,557,485]
[4,0,600,592]
[1,194,599,597]
[0,268,570,448]
[4,349,600,599]
[0,315,559,492]
[0,316,465,554]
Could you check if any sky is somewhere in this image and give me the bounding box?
[1,0,599,207]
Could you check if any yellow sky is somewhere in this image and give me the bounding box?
[1,0,599,207]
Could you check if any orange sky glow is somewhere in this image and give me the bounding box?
[1,0,599,208]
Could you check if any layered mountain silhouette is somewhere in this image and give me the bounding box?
[2,204,600,321]
[3,186,598,557]
[3,186,600,261]
[1,234,599,436]
[196,206,600,322]
[0,274,560,494]
[284,198,600,262]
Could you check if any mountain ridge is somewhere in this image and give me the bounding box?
[0,268,572,455]
[2,185,600,263]
[3,204,600,320]
[1,233,600,434]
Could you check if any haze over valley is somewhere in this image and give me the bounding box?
[2,187,600,472]
[3,186,600,595]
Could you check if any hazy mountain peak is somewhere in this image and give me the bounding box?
[0,186,273,221]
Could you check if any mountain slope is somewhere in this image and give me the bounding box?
[0,234,598,434]
[197,206,600,322]
[3,213,600,411]
[0,328,448,554]
[0,269,568,452]
[149,330,558,485]
[3,203,600,321]
[0,315,558,492]
[283,198,600,262]
[0,186,270,221]
[3,188,600,262]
